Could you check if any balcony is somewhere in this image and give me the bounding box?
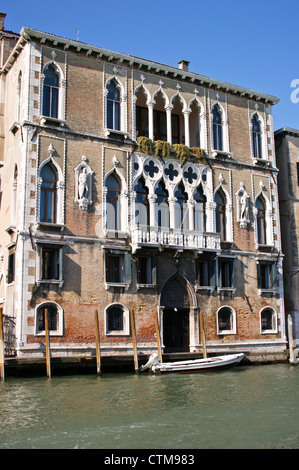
[130,225,221,253]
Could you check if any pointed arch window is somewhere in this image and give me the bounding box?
[194,185,206,232]
[107,79,121,131]
[215,189,226,240]
[134,177,149,226]
[155,180,169,228]
[106,173,121,230]
[212,104,223,151]
[43,64,60,119]
[256,195,266,245]
[252,113,263,159]
[175,183,188,230]
[40,163,57,223]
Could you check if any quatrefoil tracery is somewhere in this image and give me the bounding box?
[164,163,179,181]
[183,166,198,185]
[144,159,159,178]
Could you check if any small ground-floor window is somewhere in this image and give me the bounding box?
[260,307,277,333]
[105,303,130,335]
[35,302,63,336]
[217,306,236,335]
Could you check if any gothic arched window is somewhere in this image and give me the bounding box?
[194,185,206,232]
[212,104,223,151]
[134,177,149,226]
[155,180,169,228]
[252,113,263,159]
[215,189,226,241]
[43,64,60,118]
[256,195,266,245]
[40,163,57,223]
[106,173,121,230]
[107,79,121,131]
[174,183,188,230]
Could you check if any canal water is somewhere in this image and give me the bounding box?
[0,363,298,449]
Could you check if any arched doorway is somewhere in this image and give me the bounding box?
[161,276,190,352]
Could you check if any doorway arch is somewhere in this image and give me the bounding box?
[160,275,195,352]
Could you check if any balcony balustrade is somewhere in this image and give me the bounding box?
[130,224,221,253]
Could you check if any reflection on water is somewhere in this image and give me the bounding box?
[0,364,298,449]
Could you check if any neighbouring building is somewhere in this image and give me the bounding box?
[275,127,299,350]
[0,13,287,364]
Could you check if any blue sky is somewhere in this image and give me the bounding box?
[2,0,298,131]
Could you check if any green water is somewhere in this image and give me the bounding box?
[0,363,298,449]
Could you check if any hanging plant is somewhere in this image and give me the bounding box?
[154,140,171,158]
[190,147,206,162]
[137,136,153,155]
[173,144,190,163]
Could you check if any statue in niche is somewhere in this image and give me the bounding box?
[74,156,93,210]
[78,168,89,200]
[236,183,250,228]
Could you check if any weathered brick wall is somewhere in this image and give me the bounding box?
[3,37,282,355]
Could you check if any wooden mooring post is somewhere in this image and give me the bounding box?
[130,309,139,372]
[0,307,5,381]
[155,308,162,363]
[288,314,297,364]
[94,310,101,375]
[44,308,51,378]
[199,311,207,359]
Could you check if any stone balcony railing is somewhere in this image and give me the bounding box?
[130,225,221,253]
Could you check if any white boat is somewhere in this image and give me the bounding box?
[140,352,245,374]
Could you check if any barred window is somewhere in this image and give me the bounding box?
[217,306,236,334]
[105,303,130,335]
[35,302,63,335]
[260,307,277,333]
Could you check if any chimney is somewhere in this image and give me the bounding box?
[0,12,6,31]
[178,60,190,72]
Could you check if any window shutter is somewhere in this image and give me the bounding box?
[124,253,131,285]
[39,246,43,280]
[209,259,216,287]
[105,253,109,282]
[257,263,261,289]
[230,260,234,288]
[151,256,157,285]
[59,248,63,281]
[271,263,278,289]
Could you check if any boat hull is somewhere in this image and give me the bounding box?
[150,353,245,373]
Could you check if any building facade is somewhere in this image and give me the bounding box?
[0,14,287,362]
[275,127,299,349]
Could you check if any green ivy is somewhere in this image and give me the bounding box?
[190,147,206,162]
[173,144,190,163]
[154,140,171,158]
[136,137,207,164]
[137,136,153,155]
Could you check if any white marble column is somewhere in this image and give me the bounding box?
[165,105,173,145]
[147,101,155,141]
[183,108,191,147]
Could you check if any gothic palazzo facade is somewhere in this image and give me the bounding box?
[0,14,287,362]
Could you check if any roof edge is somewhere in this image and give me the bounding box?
[275,127,299,137]
[3,26,280,105]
